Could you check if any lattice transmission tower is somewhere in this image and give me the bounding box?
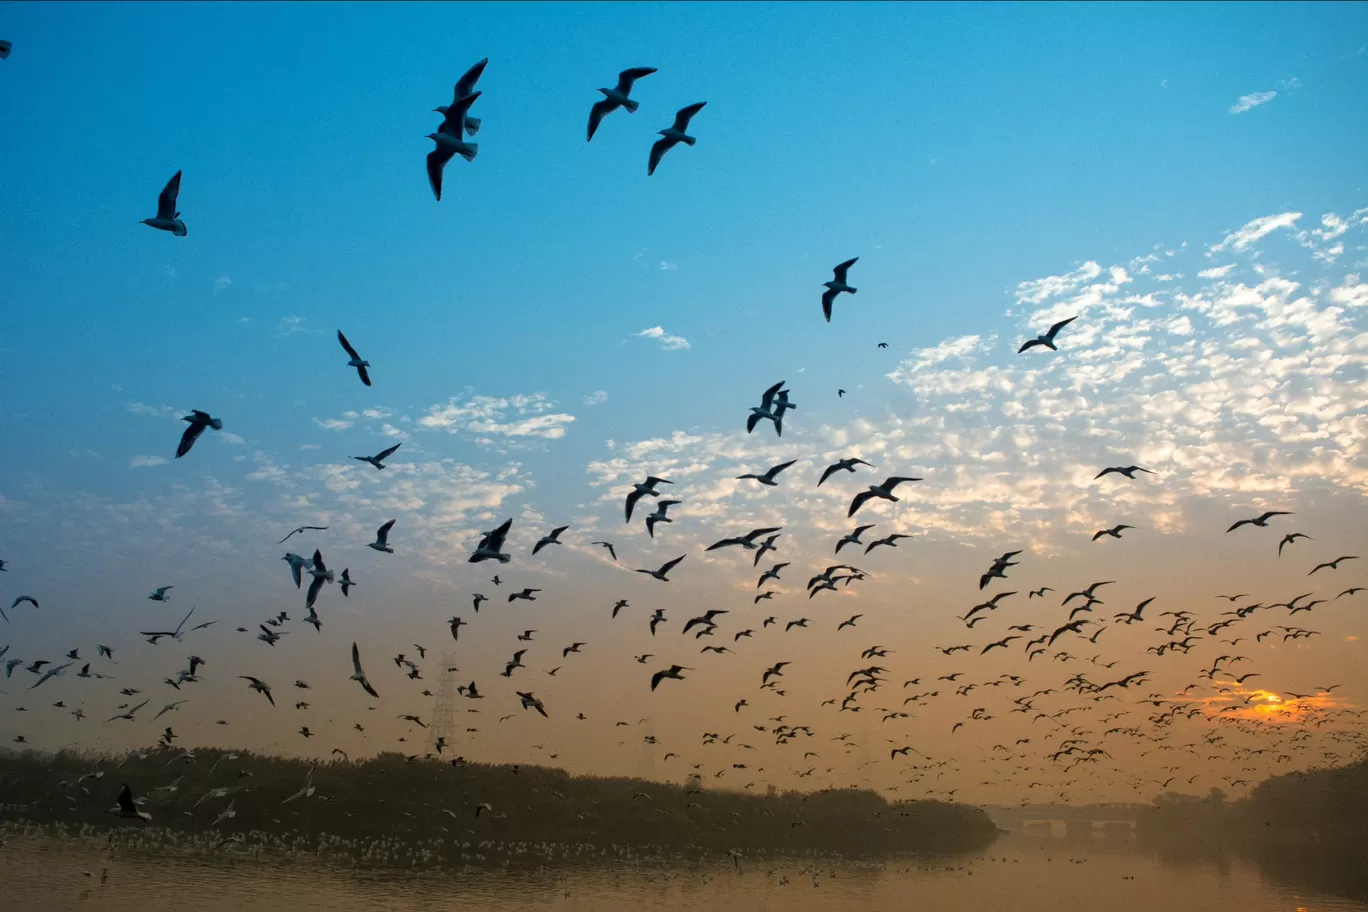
[427,653,458,755]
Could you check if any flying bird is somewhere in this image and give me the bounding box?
[353,443,401,470]
[818,457,874,487]
[532,525,569,555]
[625,476,673,522]
[650,665,690,690]
[1278,533,1312,556]
[426,91,481,201]
[1309,556,1358,575]
[849,477,922,517]
[821,258,858,322]
[1095,465,1154,481]
[1227,511,1293,532]
[1017,316,1077,353]
[434,58,488,136]
[591,541,617,561]
[368,519,396,553]
[141,171,187,236]
[587,66,657,141]
[645,500,681,538]
[176,410,223,458]
[278,525,328,544]
[517,692,548,717]
[348,643,378,699]
[647,102,706,176]
[746,381,790,436]
[336,331,372,386]
[735,459,797,487]
[111,784,152,823]
[636,555,686,582]
[469,519,513,563]
[1092,524,1135,541]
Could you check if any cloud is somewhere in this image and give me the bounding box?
[214,275,232,293]
[1229,90,1276,114]
[419,393,575,441]
[635,326,691,350]
[583,390,609,406]
[278,315,323,336]
[659,261,679,271]
[129,455,167,468]
[1209,212,1302,254]
[313,417,355,431]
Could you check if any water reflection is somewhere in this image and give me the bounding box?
[1,824,1366,912]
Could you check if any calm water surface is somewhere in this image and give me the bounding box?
[1,832,1363,912]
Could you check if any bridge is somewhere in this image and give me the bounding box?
[984,804,1148,839]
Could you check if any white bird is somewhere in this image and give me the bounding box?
[426,91,481,201]
[1018,316,1078,354]
[517,691,548,717]
[110,784,152,823]
[148,586,173,602]
[107,700,148,722]
[821,258,858,322]
[587,66,658,141]
[368,519,396,553]
[176,410,223,458]
[532,525,569,555]
[353,442,401,470]
[433,58,487,136]
[212,799,237,827]
[337,331,372,386]
[29,661,74,689]
[469,518,512,563]
[648,102,706,176]
[625,476,673,522]
[141,171,186,236]
[282,552,314,589]
[848,476,923,517]
[350,642,379,699]
[282,766,316,804]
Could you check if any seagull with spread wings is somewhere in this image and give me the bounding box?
[141,171,187,236]
[353,443,401,470]
[336,331,372,386]
[587,66,657,141]
[176,410,223,458]
[1017,316,1077,353]
[350,642,379,699]
[848,477,921,518]
[821,258,859,322]
[648,101,706,176]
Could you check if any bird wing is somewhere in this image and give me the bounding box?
[1044,316,1077,341]
[454,58,489,99]
[1017,338,1045,354]
[378,443,406,464]
[821,288,838,322]
[376,519,396,545]
[176,421,207,458]
[660,555,686,574]
[672,101,706,131]
[486,518,512,548]
[439,91,481,136]
[832,257,858,283]
[817,464,840,486]
[306,575,325,609]
[617,66,657,92]
[848,490,875,517]
[767,460,797,479]
[356,364,372,386]
[647,136,672,176]
[337,330,361,360]
[650,670,665,691]
[426,146,456,201]
[157,171,182,220]
[760,381,785,410]
[587,99,614,141]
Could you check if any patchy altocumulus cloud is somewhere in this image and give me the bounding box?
[419,392,575,441]
[635,326,691,350]
[1229,90,1277,114]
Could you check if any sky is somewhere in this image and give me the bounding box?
[1,2,1366,806]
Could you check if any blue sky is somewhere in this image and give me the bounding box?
[1,3,1366,802]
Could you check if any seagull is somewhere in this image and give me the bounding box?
[562,642,586,658]
[238,676,275,707]
[111,784,152,823]
[4,594,40,623]
[838,614,862,630]
[706,527,783,552]
[29,661,74,689]
[278,525,328,544]
[757,562,789,587]
[532,525,569,555]
[434,58,488,136]
[865,533,912,554]
[282,552,313,588]
[339,568,354,597]
[469,518,513,563]
[648,102,706,176]
[587,67,657,141]
[367,519,396,553]
[849,477,922,517]
[747,381,789,436]
[1094,465,1154,481]
[818,457,874,487]
[821,258,859,322]
[1092,524,1135,541]
[503,649,528,677]
[517,692,548,717]
[426,91,481,201]
[625,476,673,522]
[448,617,467,641]
[139,606,197,644]
[1278,533,1312,556]
[612,599,630,618]
[636,555,686,581]
[1310,556,1358,575]
[471,594,488,612]
[835,525,875,554]
[141,171,187,236]
[148,586,173,602]
[176,410,223,458]
[508,588,540,602]
[305,549,334,609]
[282,766,316,804]
[107,700,148,722]
[353,443,401,470]
[785,618,810,632]
[683,609,728,635]
[591,541,618,561]
[650,665,690,690]
[336,331,372,386]
[735,460,797,487]
[645,500,681,538]
[1227,511,1293,532]
[1017,316,1077,353]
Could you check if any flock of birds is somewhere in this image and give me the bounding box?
[1,46,1364,839]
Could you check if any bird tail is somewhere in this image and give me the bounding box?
[623,99,640,113]
[457,143,478,162]
[681,135,696,146]
[847,286,857,294]
[464,116,481,136]
[209,418,224,430]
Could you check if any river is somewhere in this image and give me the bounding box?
[0,826,1364,912]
